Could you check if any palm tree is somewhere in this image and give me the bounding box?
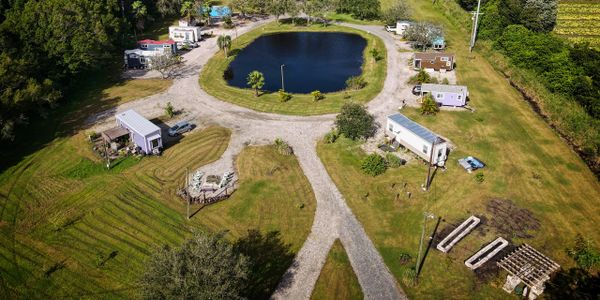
[247,71,265,97]
[420,94,440,115]
[131,1,148,37]
[217,35,232,57]
[180,0,196,24]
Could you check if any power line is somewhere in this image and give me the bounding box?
[469,0,483,52]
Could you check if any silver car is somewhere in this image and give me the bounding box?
[168,121,192,136]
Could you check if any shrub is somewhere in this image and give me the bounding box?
[324,130,339,144]
[398,252,412,265]
[223,16,234,29]
[420,94,439,115]
[370,48,383,61]
[408,69,432,84]
[381,0,411,25]
[311,90,323,102]
[345,76,367,90]
[567,234,600,270]
[335,103,374,140]
[442,77,450,85]
[165,101,175,118]
[274,138,293,155]
[278,89,292,102]
[475,172,485,183]
[361,154,387,176]
[386,153,404,168]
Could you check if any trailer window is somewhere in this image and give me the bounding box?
[422,145,428,154]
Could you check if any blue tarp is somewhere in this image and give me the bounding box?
[202,5,231,18]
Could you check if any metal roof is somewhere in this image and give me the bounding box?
[421,83,468,94]
[388,113,443,144]
[414,52,454,60]
[116,109,160,137]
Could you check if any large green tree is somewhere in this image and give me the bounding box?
[140,232,249,299]
[0,0,123,140]
[337,0,381,20]
[334,103,374,140]
[381,0,411,25]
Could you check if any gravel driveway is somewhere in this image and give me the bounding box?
[88,20,410,300]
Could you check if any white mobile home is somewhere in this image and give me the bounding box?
[169,20,202,43]
[421,83,469,107]
[386,20,412,36]
[387,113,448,166]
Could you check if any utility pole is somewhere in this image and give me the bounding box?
[280,64,286,91]
[469,0,483,52]
[416,212,435,276]
[186,167,190,220]
[424,140,435,191]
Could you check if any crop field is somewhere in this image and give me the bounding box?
[555,0,600,48]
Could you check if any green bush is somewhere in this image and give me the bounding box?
[370,48,383,61]
[385,153,404,168]
[345,76,367,90]
[311,90,324,102]
[442,78,450,85]
[274,138,293,155]
[324,130,339,144]
[165,101,175,118]
[474,172,485,183]
[567,234,600,270]
[361,154,387,176]
[335,103,374,140]
[278,89,292,102]
[408,69,433,84]
[420,94,439,115]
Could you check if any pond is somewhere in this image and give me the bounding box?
[225,32,367,94]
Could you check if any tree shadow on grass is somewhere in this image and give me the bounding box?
[233,229,294,300]
[545,268,600,299]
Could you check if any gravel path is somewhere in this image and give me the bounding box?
[88,20,410,300]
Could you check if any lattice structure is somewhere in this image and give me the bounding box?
[497,244,560,299]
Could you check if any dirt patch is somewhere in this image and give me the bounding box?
[486,198,540,239]
[473,243,516,283]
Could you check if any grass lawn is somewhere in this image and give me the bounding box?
[311,239,363,300]
[200,21,386,116]
[0,127,316,297]
[317,0,600,298]
[138,17,179,41]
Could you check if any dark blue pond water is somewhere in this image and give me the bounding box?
[226,32,366,94]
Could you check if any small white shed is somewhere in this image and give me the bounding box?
[116,109,163,155]
[387,113,448,166]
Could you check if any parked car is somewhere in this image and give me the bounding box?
[168,121,193,136]
[177,41,199,50]
[458,156,485,173]
[385,25,396,32]
[412,85,422,95]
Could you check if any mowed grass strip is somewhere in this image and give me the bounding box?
[200,21,386,116]
[0,125,316,298]
[311,239,363,300]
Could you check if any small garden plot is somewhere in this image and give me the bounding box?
[436,216,481,253]
[486,199,540,239]
[464,237,509,270]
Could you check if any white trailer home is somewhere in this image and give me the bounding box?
[169,20,202,43]
[387,113,448,166]
[386,20,412,36]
